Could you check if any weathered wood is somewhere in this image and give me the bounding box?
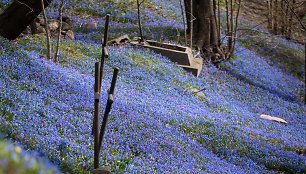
[98,68,119,151]
[99,14,110,93]
[260,114,288,124]
[0,0,53,40]
[93,62,101,169]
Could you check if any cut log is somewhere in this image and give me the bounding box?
[260,114,288,124]
[0,0,53,40]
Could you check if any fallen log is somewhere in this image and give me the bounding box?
[0,0,53,40]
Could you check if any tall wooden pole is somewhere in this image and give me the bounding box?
[93,62,101,169]
[99,14,110,93]
[98,68,119,150]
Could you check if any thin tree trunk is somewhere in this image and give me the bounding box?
[190,0,193,48]
[280,0,285,35]
[286,0,294,39]
[232,0,241,55]
[41,0,52,60]
[228,0,234,53]
[273,0,278,34]
[180,0,187,45]
[210,0,218,49]
[55,0,64,62]
[270,0,274,31]
[212,0,220,46]
[137,0,144,42]
[267,0,272,30]
[225,0,230,51]
[217,0,221,46]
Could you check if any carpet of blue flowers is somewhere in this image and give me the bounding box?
[0,0,305,173]
[0,140,59,173]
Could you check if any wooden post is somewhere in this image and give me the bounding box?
[99,14,110,93]
[98,68,119,150]
[93,62,101,169]
[0,0,53,40]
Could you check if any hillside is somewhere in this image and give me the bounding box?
[0,0,305,173]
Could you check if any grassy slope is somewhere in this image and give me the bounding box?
[0,0,306,173]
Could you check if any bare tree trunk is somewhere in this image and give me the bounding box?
[190,0,194,48]
[184,0,191,34]
[212,0,219,47]
[210,0,218,49]
[267,0,272,30]
[273,0,278,34]
[0,0,53,40]
[286,0,294,39]
[55,0,64,62]
[232,0,241,55]
[137,0,144,42]
[41,0,52,60]
[228,0,234,52]
[270,0,274,31]
[280,0,285,35]
[180,0,187,45]
[217,0,221,46]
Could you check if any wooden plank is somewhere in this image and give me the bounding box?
[260,114,288,124]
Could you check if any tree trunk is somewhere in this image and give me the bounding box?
[280,0,285,35]
[267,0,272,30]
[273,0,278,34]
[0,0,53,40]
[196,0,211,51]
[286,0,295,39]
[184,0,221,61]
[210,0,218,49]
[184,0,191,34]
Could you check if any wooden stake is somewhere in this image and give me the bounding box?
[98,68,119,151]
[99,14,110,93]
[93,62,101,169]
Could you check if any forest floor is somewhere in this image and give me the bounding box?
[0,0,305,173]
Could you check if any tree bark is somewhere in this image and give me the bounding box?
[0,0,52,40]
[273,0,278,34]
[210,0,218,49]
[184,0,220,60]
[196,0,211,51]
